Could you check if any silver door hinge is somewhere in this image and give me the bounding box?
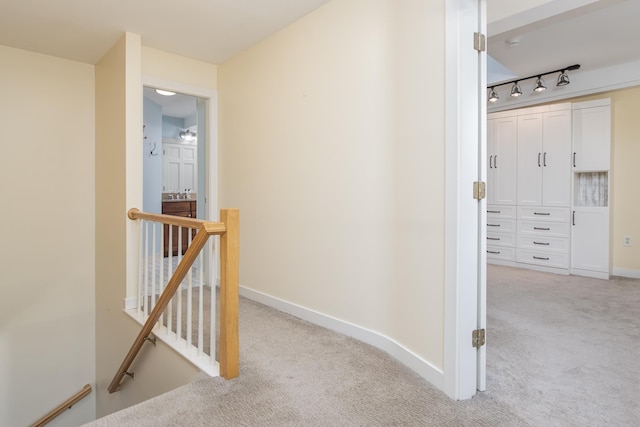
[472,328,486,348]
[474,32,486,52]
[473,181,486,200]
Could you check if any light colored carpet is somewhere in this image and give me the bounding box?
[86,265,640,426]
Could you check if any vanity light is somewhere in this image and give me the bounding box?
[179,130,197,142]
[155,89,176,96]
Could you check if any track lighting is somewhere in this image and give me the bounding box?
[510,82,522,97]
[488,87,499,102]
[487,64,580,103]
[556,70,570,86]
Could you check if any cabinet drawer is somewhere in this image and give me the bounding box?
[162,201,196,214]
[517,206,569,222]
[487,246,515,261]
[518,220,570,238]
[516,248,569,269]
[487,232,516,247]
[517,235,568,253]
[487,205,516,219]
[486,219,516,233]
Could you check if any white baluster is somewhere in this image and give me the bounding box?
[137,219,144,316]
[143,220,149,317]
[198,250,204,356]
[151,222,156,313]
[167,224,173,337]
[187,228,193,350]
[209,238,216,364]
[176,226,182,342]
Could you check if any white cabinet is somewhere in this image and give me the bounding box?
[487,100,610,278]
[516,108,571,207]
[570,99,611,279]
[571,208,610,277]
[572,99,611,172]
[487,114,517,206]
[163,142,197,193]
[486,206,516,263]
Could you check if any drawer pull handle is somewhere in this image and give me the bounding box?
[487,224,501,227]
[533,256,550,261]
[533,212,550,216]
[489,155,493,169]
[487,250,501,254]
[487,210,501,214]
[533,241,550,246]
[487,237,500,241]
[538,152,541,167]
[533,227,550,231]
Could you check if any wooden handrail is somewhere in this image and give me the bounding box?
[31,384,92,427]
[108,208,239,393]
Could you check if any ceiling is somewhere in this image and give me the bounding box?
[2,0,637,102]
[0,0,330,65]
[487,0,640,85]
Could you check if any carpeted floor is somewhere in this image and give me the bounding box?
[85,265,640,426]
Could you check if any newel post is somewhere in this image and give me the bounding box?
[219,208,240,379]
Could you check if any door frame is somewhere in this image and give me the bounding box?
[142,75,219,286]
[444,0,487,400]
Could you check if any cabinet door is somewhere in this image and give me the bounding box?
[517,114,543,206]
[542,110,571,207]
[492,116,518,205]
[571,208,609,273]
[572,105,611,171]
[163,143,198,193]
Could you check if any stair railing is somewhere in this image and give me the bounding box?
[107,208,239,393]
[31,384,92,427]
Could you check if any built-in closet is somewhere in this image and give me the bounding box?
[487,98,611,279]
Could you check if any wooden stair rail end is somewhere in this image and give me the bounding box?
[31,384,92,427]
[108,208,239,393]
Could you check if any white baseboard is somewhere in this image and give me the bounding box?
[239,285,444,391]
[570,268,610,280]
[612,267,640,279]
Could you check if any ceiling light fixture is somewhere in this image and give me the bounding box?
[510,82,522,97]
[488,87,499,102]
[487,64,580,103]
[556,70,571,86]
[533,76,546,92]
[155,89,176,96]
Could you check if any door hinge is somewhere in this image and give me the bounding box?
[474,32,486,52]
[473,181,486,200]
[472,328,486,348]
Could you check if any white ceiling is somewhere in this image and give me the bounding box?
[2,0,637,101]
[0,0,330,65]
[487,0,640,85]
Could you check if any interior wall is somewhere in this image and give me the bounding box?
[0,45,96,427]
[566,87,640,275]
[143,97,163,215]
[219,0,445,371]
[95,33,204,419]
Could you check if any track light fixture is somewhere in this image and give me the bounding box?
[533,76,546,92]
[487,64,580,103]
[510,81,522,97]
[488,87,499,102]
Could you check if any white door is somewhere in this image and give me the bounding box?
[571,208,610,273]
[492,116,518,205]
[517,114,543,206]
[163,143,197,193]
[444,0,485,400]
[542,110,571,207]
[572,101,611,171]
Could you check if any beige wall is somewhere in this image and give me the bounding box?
[0,45,96,426]
[142,46,217,89]
[219,0,445,368]
[95,35,221,418]
[568,87,640,273]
